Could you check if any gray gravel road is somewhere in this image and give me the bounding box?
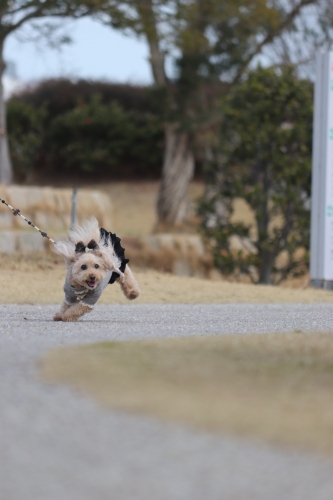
[1,302,333,500]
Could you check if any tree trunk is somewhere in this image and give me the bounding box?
[258,250,274,285]
[0,42,12,185]
[156,124,195,227]
[148,38,166,86]
[140,5,195,228]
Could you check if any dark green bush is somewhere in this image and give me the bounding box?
[7,99,46,178]
[198,66,313,285]
[7,79,164,180]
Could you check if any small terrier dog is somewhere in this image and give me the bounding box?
[53,217,140,322]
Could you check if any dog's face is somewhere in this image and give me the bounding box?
[71,251,115,289]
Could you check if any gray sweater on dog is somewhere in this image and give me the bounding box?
[64,270,113,308]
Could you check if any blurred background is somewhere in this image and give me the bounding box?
[4,5,333,493]
[1,0,333,287]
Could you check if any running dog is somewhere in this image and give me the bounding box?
[53,217,140,322]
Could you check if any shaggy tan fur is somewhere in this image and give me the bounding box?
[118,266,141,300]
[54,303,93,322]
[53,217,140,322]
[53,301,71,321]
[69,252,114,288]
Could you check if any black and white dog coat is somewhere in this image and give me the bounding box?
[63,228,129,309]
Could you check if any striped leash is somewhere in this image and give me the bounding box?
[0,197,56,244]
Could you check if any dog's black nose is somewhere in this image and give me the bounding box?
[89,274,96,280]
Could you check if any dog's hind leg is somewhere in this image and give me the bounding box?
[53,301,71,321]
[118,266,140,300]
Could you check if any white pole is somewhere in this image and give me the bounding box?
[310,52,333,289]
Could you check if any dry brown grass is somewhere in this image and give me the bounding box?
[94,181,256,238]
[40,332,333,457]
[93,181,205,237]
[93,182,304,284]
[0,181,325,303]
[1,253,333,304]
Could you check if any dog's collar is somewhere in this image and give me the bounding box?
[71,287,87,294]
[70,285,89,301]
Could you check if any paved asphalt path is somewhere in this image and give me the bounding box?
[1,302,333,500]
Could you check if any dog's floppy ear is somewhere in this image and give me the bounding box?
[54,241,77,265]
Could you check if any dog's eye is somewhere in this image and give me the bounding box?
[81,264,87,270]
[94,264,99,269]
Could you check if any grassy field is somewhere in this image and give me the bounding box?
[0,180,316,300]
[93,181,257,238]
[1,252,333,304]
[94,181,205,237]
[40,332,333,457]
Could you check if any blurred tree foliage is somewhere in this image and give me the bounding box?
[7,100,47,180]
[79,0,332,227]
[0,0,92,184]
[198,67,313,285]
[7,79,164,180]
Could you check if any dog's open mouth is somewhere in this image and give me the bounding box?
[86,280,96,288]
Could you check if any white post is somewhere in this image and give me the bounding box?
[71,186,77,230]
[310,52,333,289]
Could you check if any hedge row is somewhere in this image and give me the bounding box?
[7,79,164,181]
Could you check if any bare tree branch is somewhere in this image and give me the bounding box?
[232,0,317,83]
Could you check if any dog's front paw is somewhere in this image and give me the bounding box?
[53,313,63,321]
[62,314,78,322]
[127,289,140,300]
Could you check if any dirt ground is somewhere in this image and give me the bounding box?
[1,267,328,305]
[1,253,332,304]
[41,332,333,457]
